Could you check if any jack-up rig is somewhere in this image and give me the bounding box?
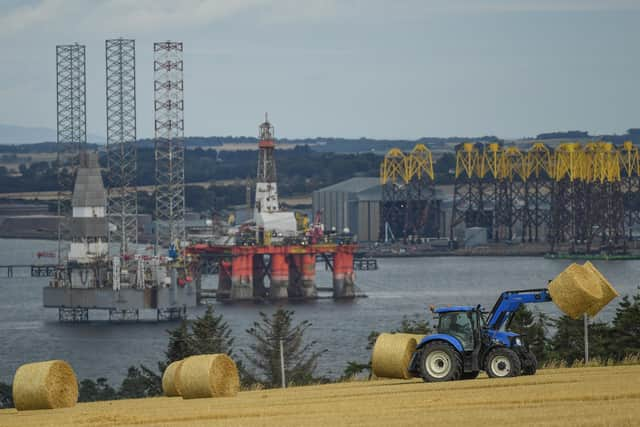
[186,116,360,302]
[44,41,195,322]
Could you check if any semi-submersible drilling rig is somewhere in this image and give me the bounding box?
[187,116,359,302]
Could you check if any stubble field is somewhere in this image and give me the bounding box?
[1,365,639,426]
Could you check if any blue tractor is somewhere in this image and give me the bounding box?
[408,289,551,381]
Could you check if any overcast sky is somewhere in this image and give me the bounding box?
[0,0,638,140]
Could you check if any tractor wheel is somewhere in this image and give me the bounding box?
[419,341,463,382]
[521,351,537,376]
[485,347,522,378]
[461,371,480,380]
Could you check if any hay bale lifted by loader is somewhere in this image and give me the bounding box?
[372,262,618,382]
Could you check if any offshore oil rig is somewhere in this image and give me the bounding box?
[44,151,195,321]
[186,116,358,301]
[44,41,196,321]
[43,41,359,322]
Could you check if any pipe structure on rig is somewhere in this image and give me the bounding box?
[332,250,355,298]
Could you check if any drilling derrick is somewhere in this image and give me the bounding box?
[255,114,279,215]
[154,41,185,249]
[56,43,86,263]
[252,115,297,245]
[106,39,137,256]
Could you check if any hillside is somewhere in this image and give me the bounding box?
[1,365,639,426]
[0,124,104,145]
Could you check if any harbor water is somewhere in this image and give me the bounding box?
[1,238,639,383]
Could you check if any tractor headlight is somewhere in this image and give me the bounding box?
[513,337,523,347]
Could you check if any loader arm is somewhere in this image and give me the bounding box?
[485,288,551,331]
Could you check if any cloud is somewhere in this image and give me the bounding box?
[0,0,337,37]
[1,0,638,38]
[88,0,268,32]
[434,0,640,13]
[0,0,68,36]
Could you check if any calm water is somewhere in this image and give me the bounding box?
[1,238,638,383]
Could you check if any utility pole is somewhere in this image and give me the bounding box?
[279,338,286,389]
[584,313,589,364]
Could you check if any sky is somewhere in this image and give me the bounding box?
[0,0,638,140]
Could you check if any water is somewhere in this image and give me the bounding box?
[1,238,639,384]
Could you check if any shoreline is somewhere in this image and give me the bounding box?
[2,236,639,260]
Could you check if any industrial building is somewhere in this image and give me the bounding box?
[312,178,381,242]
[312,177,448,242]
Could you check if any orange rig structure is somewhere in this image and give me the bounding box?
[184,116,361,302]
[186,242,358,301]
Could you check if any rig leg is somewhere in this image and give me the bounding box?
[333,250,355,298]
[301,253,318,298]
[231,254,253,300]
[270,253,289,299]
[253,254,267,298]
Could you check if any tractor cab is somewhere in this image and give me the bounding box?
[433,306,480,351]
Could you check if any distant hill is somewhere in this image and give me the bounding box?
[0,124,104,144]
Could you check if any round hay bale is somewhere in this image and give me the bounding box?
[548,263,603,319]
[396,333,426,344]
[162,360,184,397]
[12,360,78,411]
[179,354,240,399]
[583,261,619,317]
[371,333,418,380]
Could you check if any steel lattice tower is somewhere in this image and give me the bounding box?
[57,44,87,150]
[56,44,86,262]
[106,39,138,255]
[380,145,439,241]
[154,41,185,249]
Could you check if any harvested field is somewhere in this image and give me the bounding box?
[1,365,639,426]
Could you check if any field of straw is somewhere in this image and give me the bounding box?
[1,364,639,426]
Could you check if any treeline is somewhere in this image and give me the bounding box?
[535,129,640,145]
[0,289,638,408]
[0,145,440,197]
[0,146,383,212]
[0,306,326,408]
